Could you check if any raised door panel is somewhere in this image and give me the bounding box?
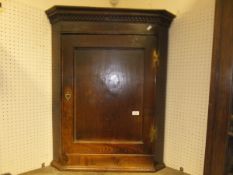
[74,48,144,142]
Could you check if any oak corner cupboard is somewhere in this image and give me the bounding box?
[46,6,175,172]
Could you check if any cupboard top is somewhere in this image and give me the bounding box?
[46,6,175,27]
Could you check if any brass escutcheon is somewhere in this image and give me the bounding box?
[65,92,71,101]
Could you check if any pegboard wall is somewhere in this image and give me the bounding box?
[164,0,215,174]
[0,0,52,174]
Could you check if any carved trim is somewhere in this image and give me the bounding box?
[46,6,175,27]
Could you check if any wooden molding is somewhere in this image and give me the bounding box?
[46,6,175,27]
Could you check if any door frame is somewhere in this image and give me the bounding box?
[204,0,233,174]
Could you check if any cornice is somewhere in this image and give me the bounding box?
[46,6,175,27]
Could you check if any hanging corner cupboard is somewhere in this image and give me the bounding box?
[46,6,175,172]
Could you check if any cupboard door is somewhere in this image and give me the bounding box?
[62,35,158,157]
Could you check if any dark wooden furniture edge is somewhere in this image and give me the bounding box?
[51,155,165,172]
[204,0,233,174]
[46,6,175,26]
[204,0,221,174]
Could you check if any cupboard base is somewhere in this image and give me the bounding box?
[51,154,165,172]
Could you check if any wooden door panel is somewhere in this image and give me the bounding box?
[62,34,157,155]
[74,48,144,142]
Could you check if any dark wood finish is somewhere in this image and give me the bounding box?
[204,0,233,175]
[46,6,174,26]
[74,48,144,142]
[51,22,62,162]
[46,6,174,172]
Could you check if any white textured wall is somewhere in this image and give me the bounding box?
[0,0,215,174]
[0,0,52,174]
[164,0,215,174]
[13,0,198,14]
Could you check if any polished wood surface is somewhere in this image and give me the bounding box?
[53,155,157,172]
[61,35,159,169]
[204,0,233,174]
[46,6,174,172]
[74,48,144,142]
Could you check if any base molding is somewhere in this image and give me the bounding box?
[52,154,165,172]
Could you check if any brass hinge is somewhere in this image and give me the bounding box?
[152,49,160,68]
[150,126,158,143]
